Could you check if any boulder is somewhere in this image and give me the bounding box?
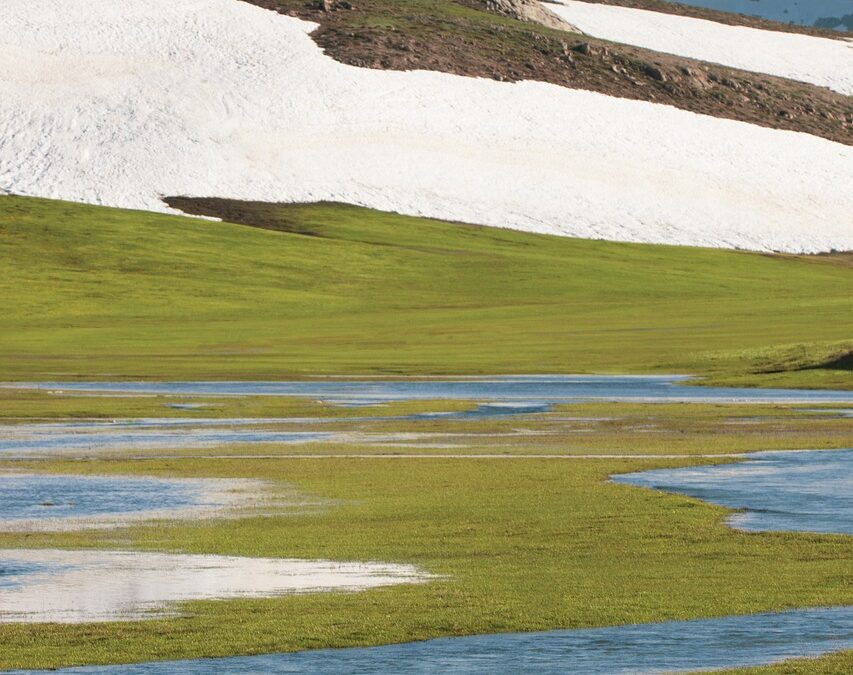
[484,0,580,32]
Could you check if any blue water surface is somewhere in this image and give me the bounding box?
[0,427,333,455]
[10,606,853,674]
[11,376,853,404]
[661,0,853,31]
[615,449,853,535]
[0,560,63,590]
[0,475,206,522]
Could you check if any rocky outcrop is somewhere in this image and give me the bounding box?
[484,0,580,31]
[312,0,353,11]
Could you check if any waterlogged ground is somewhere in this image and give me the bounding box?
[0,550,428,623]
[0,381,851,671]
[2,378,851,458]
[9,607,853,674]
[0,474,273,531]
[0,419,335,456]
[0,405,554,456]
[615,449,853,535]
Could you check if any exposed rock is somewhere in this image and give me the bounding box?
[484,0,580,32]
[245,0,853,145]
[681,66,713,91]
[313,0,353,11]
[571,41,608,57]
[641,63,666,82]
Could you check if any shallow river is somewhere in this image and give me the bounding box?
[4,377,851,456]
[8,375,853,404]
[615,449,853,535]
[2,378,851,670]
[10,606,853,674]
[1,449,851,671]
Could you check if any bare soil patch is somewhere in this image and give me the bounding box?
[165,197,328,237]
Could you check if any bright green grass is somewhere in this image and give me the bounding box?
[1,194,850,671]
[1,195,850,386]
[721,650,853,674]
[0,453,850,670]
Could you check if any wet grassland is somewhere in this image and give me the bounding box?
[0,394,850,671]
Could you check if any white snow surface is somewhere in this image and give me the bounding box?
[544,1,853,95]
[0,0,851,253]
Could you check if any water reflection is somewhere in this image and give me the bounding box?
[0,549,428,623]
[0,474,268,531]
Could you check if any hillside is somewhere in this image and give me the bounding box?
[251,0,852,144]
[2,0,851,253]
[1,194,850,386]
[544,1,853,94]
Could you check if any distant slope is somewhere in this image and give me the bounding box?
[544,1,853,94]
[1,195,850,388]
[673,0,852,31]
[565,1,853,35]
[2,0,851,253]
[255,0,852,145]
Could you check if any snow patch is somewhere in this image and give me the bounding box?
[544,1,853,95]
[0,0,851,252]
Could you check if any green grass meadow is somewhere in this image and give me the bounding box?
[0,194,851,672]
[0,452,850,670]
[0,195,850,385]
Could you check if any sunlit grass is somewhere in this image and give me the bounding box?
[0,448,850,670]
[1,195,850,387]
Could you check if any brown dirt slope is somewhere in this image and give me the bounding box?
[165,197,329,237]
[242,1,852,145]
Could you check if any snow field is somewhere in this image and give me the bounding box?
[544,1,853,95]
[0,0,850,252]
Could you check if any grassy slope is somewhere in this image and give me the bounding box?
[1,195,850,386]
[0,453,850,669]
[0,193,850,670]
